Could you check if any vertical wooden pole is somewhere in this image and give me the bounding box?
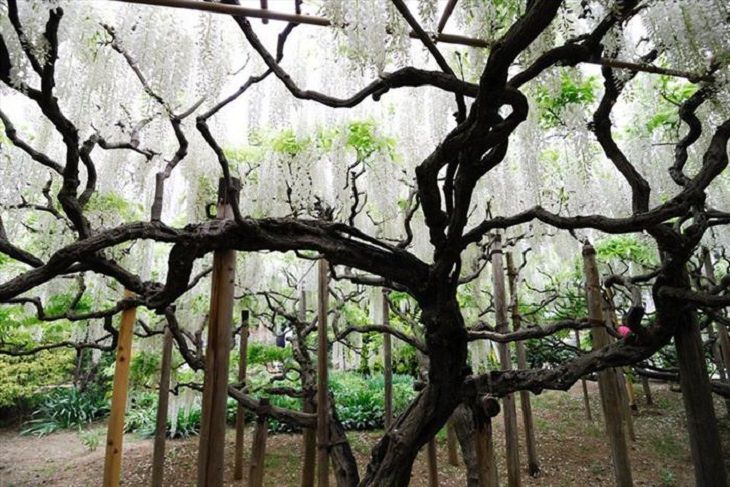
[491,235,521,487]
[248,399,270,487]
[151,326,174,487]
[506,252,540,477]
[475,396,500,487]
[702,248,730,415]
[446,418,459,466]
[300,290,316,487]
[317,259,330,487]
[640,376,653,406]
[583,243,633,487]
[197,178,240,487]
[616,370,636,442]
[575,329,593,421]
[427,437,439,487]
[234,311,250,481]
[103,290,137,487]
[382,289,393,429]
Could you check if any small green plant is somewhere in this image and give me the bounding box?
[78,429,101,452]
[660,468,677,486]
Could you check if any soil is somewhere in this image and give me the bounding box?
[1,381,728,486]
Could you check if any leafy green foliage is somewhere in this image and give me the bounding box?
[595,235,657,267]
[645,76,697,134]
[345,120,396,161]
[246,342,293,366]
[536,72,598,128]
[21,386,109,436]
[85,191,143,221]
[271,129,310,156]
[0,350,75,408]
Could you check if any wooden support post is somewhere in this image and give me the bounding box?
[491,235,521,487]
[446,418,459,466]
[702,248,730,415]
[427,437,439,487]
[583,243,633,487]
[316,259,330,487]
[248,398,270,487]
[382,289,393,429]
[624,373,638,413]
[103,291,137,487]
[234,311,250,481]
[300,289,316,487]
[575,329,593,421]
[197,178,240,487]
[151,325,173,487]
[475,396,500,487]
[506,252,540,477]
[616,370,636,442]
[640,376,653,406]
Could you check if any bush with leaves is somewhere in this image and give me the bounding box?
[21,386,109,436]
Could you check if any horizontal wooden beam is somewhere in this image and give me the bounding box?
[109,0,711,83]
[111,0,492,48]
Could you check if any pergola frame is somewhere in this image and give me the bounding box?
[111,0,712,82]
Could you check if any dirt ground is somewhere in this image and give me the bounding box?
[1,381,728,487]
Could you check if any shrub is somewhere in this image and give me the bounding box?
[21,386,108,436]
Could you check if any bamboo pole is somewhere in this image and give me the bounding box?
[103,291,137,487]
[446,418,459,466]
[575,329,593,421]
[151,326,174,487]
[317,259,330,487]
[300,289,316,487]
[196,178,240,487]
[491,235,521,487]
[427,437,439,487]
[506,252,540,477]
[382,289,393,429]
[248,398,270,487]
[234,310,250,481]
[583,243,633,487]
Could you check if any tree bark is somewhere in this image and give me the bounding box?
[674,305,728,486]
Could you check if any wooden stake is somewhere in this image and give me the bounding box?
[196,178,240,487]
[316,259,330,487]
[248,398,270,487]
[475,396,500,487]
[506,252,540,477]
[491,235,521,487]
[103,290,137,487]
[574,329,593,421]
[151,326,173,487]
[382,289,393,429]
[446,418,459,466]
[583,243,633,487]
[234,311,250,481]
[427,437,439,487]
[300,289,316,487]
[640,376,653,406]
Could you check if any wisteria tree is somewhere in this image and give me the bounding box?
[1,0,729,486]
